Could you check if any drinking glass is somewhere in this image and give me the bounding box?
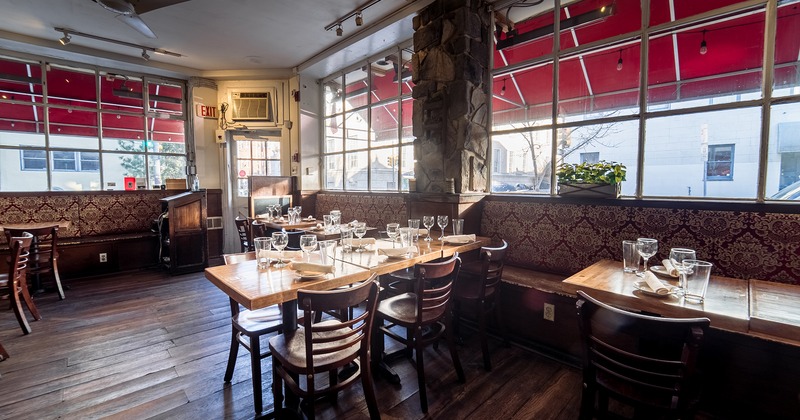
[408,219,420,242]
[621,240,639,273]
[272,205,282,220]
[330,210,341,226]
[339,224,353,252]
[271,231,288,268]
[323,215,333,233]
[300,234,317,262]
[437,215,449,240]
[386,223,400,248]
[293,206,302,220]
[452,218,464,235]
[318,240,337,265]
[353,222,367,252]
[682,260,713,303]
[254,237,272,269]
[635,238,658,277]
[422,216,435,242]
[286,207,297,224]
[669,248,696,295]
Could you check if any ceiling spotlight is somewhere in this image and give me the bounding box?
[141,49,150,61]
[616,49,623,71]
[355,11,363,26]
[336,24,343,36]
[700,30,708,55]
[59,32,71,45]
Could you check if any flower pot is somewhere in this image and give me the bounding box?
[558,183,620,198]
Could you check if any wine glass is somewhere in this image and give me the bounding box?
[294,206,303,221]
[386,223,400,248]
[422,216,435,242]
[300,234,317,262]
[635,238,658,277]
[353,222,367,252]
[669,248,696,295]
[437,215,449,241]
[271,231,288,268]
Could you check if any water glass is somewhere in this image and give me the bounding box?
[254,237,272,269]
[621,240,639,273]
[330,210,341,226]
[339,224,353,252]
[408,219,420,242]
[399,227,413,248]
[319,240,337,265]
[323,215,333,232]
[452,218,464,235]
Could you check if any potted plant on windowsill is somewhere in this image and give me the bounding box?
[556,161,626,198]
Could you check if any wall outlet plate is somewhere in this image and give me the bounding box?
[544,302,555,322]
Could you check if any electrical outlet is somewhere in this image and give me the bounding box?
[543,302,555,322]
[99,253,107,263]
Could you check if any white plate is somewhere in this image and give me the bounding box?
[297,271,327,280]
[650,265,678,278]
[633,280,675,298]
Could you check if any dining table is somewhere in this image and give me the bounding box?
[204,234,490,415]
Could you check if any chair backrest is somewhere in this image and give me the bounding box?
[4,227,56,275]
[223,251,255,265]
[576,290,710,416]
[297,274,380,373]
[414,253,461,326]
[234,217,251,252]
[479,239,508,298]
[6,232,33,288]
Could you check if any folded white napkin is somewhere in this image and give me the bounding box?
[262,250,303,260]
[643,271,673,295]
[378,247,415,258]
[442,234,476,244]
[662,259,679,276]
[348,238,376,246]
[245,306,282,322]
[289,262,334,274]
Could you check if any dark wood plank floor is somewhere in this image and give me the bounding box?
[0,269,582,419]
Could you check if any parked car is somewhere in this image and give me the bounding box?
[491,182,516,192]
[770,180,800,200]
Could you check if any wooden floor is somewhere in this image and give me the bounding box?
[0,269,582,420]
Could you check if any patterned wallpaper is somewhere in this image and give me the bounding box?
[481,201,800,284]
[315,193,408,230]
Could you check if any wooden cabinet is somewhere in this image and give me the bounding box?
[160,191,207,274]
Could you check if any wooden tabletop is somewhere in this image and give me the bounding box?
[562,259,750,333]
[749,279,800,345]
[0,221,71,233]
[256,218,319,231]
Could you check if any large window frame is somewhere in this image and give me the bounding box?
[0,54,187,191]
[489,0,800,202]
[321,42,415,192]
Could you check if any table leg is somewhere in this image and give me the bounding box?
[281,300,300,410]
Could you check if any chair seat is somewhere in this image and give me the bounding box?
[233,306,283,333]
[459,260,501,276]
[453,274,489,301]
[270,320,359,371]
[378,292,445,326]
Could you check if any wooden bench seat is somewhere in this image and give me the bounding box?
[501,265,569,296]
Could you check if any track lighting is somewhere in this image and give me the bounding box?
[336,24,343,36]
[59,32,71,45]
[355,11,363,26]
[616,50,623,71]
[141,49,150,61]
[700,30,708,55]
[324,0,382,35]
[53,27,182,60]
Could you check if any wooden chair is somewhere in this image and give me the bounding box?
[0,232,40,334]
[372,254,465,413]
[576,290,710,420]
[234,217,251,252]
[221,251,283,415]
[3,225,65,300]
[453,239,508,371]
[269,275,381,420]
[0,342,8,361]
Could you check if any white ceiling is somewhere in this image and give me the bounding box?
[0,0,432,80]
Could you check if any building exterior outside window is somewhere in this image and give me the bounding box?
[0,55,187,192]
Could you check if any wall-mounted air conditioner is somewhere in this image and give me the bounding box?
[230,90,276,122]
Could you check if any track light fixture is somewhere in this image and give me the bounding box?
[325,0,382,35]
[616,49,623,71]
[700,30,708,55]
[53,27,182,60]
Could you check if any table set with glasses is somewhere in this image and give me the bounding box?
[623,237,713,302]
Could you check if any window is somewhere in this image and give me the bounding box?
[234,135,281,197]
[707,144,734,180]
[490,0,796,200]
[21,150,46,170]
[322,43,415,191]
[0,57,186,191]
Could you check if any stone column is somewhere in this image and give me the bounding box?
[412,0,491,194]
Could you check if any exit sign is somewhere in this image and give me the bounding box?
[195,104,218,119]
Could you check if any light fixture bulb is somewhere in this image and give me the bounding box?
[141,49,150,61]
[500,78,506,96]
[336,24,343,36]
[700,30,708,55]
[59,32,71,45]
[616,49,623,71]
[355,12,363,26]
